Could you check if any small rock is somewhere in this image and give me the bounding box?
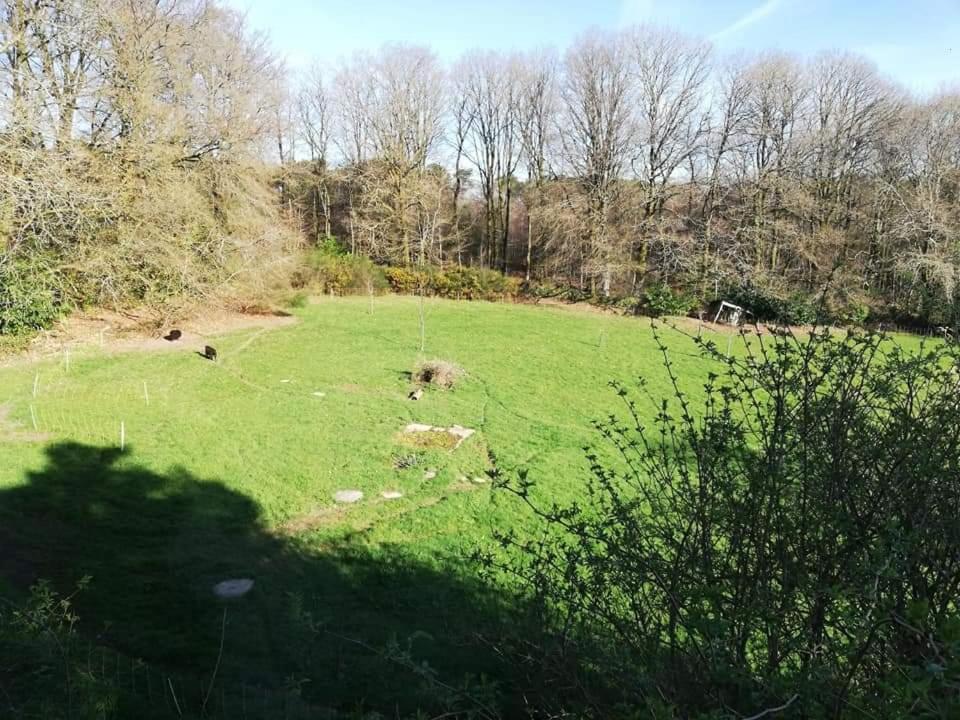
[381,490,403,500]
[333,489,363,504]
[424,469,437,480]
[213,578,254,599]
[280,379,292,384]
[471,476,488,484]
[408,388,423,401]
[312,391,326,398]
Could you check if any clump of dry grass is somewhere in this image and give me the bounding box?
[397,430,462,450]
[413,359,465,389]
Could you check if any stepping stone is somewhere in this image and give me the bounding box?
[333,489,363,504]
[213,578,254,599]
[381,490,403,500]
[424,469,437,480]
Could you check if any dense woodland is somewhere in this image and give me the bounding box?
[2,0,959,332]
[280,32,960,327]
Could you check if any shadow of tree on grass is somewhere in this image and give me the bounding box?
[0,442,515,717]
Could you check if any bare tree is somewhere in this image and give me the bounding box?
[517,49,558,280]
[699,56,752,281]
[558,30,634,295]
[331,46,445,263]
[447,77,474,267]
[455,50,524,271]
[298,62,333,239]
[624,25,711,281]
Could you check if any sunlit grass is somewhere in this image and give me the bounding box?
[3,296,912,712]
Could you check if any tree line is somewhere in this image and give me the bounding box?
[1,1,959,331]
[281,31,960,327]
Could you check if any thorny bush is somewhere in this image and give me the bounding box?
[479,326,960,719]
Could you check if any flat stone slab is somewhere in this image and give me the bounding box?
[402,423,476,449]
[213,578,254,599]
[405,422,434,433]
[334,489,363,504]
[381,490,403,500]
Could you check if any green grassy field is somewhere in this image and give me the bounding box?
[0,297,797,713]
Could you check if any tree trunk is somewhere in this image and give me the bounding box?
[501,182,512,273]
[525,215,533,282]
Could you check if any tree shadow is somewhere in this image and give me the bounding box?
[0,441,517,716]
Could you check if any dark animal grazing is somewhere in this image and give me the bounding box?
[203,345,218,361]
[163,329,182,342]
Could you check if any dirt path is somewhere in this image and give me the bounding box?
[0,306,298,367]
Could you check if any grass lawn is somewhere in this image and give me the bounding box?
[0,296,838,713]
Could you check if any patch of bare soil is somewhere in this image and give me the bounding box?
[531,299,821,337]
[2,306,298,366]
[666,315,819,338]
[532,297,625,317]
[0,404,50,443]
[278,505,348,535]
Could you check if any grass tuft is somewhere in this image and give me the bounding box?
[413,359,464,389]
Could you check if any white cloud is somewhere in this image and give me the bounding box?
[711,0,782,41]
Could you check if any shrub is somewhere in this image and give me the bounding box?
[528,281,562,300]
[641,283,697,317]
[725,284,819,325]
[839,301,871,326]
[614,295,641,314]
[0,577,130,716]
[483,328,960,718]
[384,265,522,301]
[317,235,346,256]
[285,291,310,309]
[0,256,64,335]
[297,248,389,296]
[385,266,428,294]
[413,359,465,389]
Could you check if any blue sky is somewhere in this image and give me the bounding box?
[226,0,959,95]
